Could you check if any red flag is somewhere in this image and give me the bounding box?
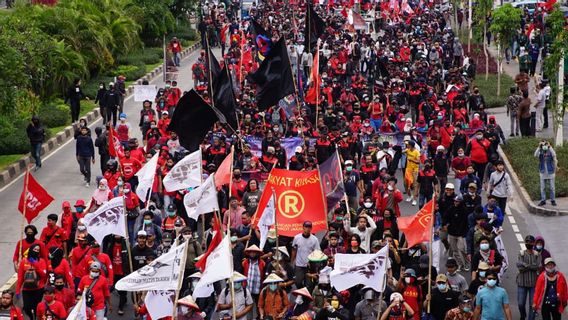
[526,23,535,37]
[539,0,556,11]
[305,48,321,105]
[195,215,222,271]
[108,126,124,158]
[215,148,234,189]
[18,171,55,223]
[252,169,327,237]
[397,199,434,248]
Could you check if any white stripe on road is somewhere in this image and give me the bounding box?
[505,205,525,249]
[508,215,516,224]
[512,224,520,233]
[515,233,525,242]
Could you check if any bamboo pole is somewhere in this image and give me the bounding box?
[18,167,31,267]
[122,195,137,306]
[426,198,435,314]
[172,239,190,319]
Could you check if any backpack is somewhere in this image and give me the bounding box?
[23,267,39,289]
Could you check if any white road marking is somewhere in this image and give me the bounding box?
[515,233,525,242]
[505,205,525,249]
[512,224,520,233]
[508,216,516,224]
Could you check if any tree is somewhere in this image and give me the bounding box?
[473,0,493,80]
[543,7,568,146]
[490,4,522,96]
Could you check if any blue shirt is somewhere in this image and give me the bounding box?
[344,171,360,197]
[476,285,509,320]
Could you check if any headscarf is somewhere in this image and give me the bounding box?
[92,178,110,205]
[49,246,63,269]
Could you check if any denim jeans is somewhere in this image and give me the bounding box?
[517,286,535,320]
[540,175,556,202]
[31,142,42,168]
[510,113,520,135]
[370,118,382,132]
[173,52,181,67]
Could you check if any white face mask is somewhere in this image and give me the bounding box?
[98,185,105,190]
[90,272,100,278]
[364,202,372,208]
[183,235,191,240]
[295,296,304,305]
[123,189,130,193]
[405,277,412,284]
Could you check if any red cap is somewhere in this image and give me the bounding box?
[62,201,71,209]
[74,199,86,207]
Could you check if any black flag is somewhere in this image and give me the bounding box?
[251,19,272,59]
[168,89,218,152]
[205,42,221,91]
[304,4,326,53]
[212,66,239,130]
[247,38,295,111]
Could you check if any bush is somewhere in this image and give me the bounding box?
[83,75,115,99]
[0,117,51,155]
[111,62,147,81]
[502,137,568,200]
[170,23,198,41]
[116,47,163,65]
[39,102,70,128]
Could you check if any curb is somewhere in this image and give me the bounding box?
[0,42,201,189]
[498,146,568,216]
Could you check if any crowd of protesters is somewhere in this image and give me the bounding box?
[10,0,568,320]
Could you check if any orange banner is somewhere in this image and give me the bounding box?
[253,169,327,237]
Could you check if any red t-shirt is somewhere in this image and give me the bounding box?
[40,225,68,250]
[36,301,68,320]
[78,275,110,311]
[13,239,47,263]
[55,288,75,310]
[121,157,142,180]
[112,243,124,276]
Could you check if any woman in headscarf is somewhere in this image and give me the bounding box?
[88,178,113,212]
[47,246,74,291]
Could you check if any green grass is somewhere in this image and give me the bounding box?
[472,73,515,108]
[48,100,98,136]
[145,62,163,73]
[502,137,568,200]
[0,155,24,171]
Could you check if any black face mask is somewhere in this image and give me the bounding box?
[25,234,35,242]
[55,284,65,291]
[234,174,241,179]
[525,244,534,250]
[28,250,39,259]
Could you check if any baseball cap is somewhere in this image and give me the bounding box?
[445,183,455,189]
[545,258,556,266]
[436,274,448,283]
[137,230,148,237]
[303,221,313,228]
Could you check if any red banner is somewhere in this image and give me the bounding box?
[108,126,124,158]
[398,199,434,248]
[253,169,327,237]
[18,172,55,223]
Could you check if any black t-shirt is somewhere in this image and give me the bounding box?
[430,288,460,320]
[131,245,154,271]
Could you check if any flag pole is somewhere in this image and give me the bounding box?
[228,146,235,199]
[245,168,274,248]
[315,165,329,230]
[173,237,190,320]
[122,195,137,306]
[375,272,388,320]
[334,147,351,216]
[205,32,216,110]
[18,167,31,266]
[271,188,279,260]
[314,46,321,131]
[426,197,435,314]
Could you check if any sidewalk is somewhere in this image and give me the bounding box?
[485,44,568,140]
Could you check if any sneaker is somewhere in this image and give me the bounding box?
[406,197,412,202]
[509,133,515,137]
[85,182,90,188]
[412,200,417,206]
[538,200,546,206]
[118,310,124,316]
[551,201,557,206]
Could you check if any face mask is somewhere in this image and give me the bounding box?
[346,166,353,172]
[269,283,278,291]
[478,271,487,278]
[476,135,483,140]
[76,207,84,213]
[364,202,372,208]
[180,306,189,314]
[25,234,35,241]
[163,241,172,247]
[462,307,471,313]
[168,211,176,217]
[117,181,124,186]
[405,277,412,284]
[525,244,534,250]
[331,301,340,309]
[183,235,191,240]
[55,284,65,291]
[486,279,497,287]
[98,185,105,190]
[543,146,549,151]
[351,240,358,247]
[458,152,464,157]
[536,245,543,251]
[437,283,447,291]
[78,226,87,231]
[123,189,130,193]
[546,267,556,274]
[295,296,304,305]
[234,282,242,290]
[44,296,54,303]
[230,236,238,242]
[29,251,40,259]
[234,174,241,179]
[90,272,100,278]
[144,220,152,225]
[480,243,490,251]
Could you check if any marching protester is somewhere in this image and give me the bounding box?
[10,0,565,319]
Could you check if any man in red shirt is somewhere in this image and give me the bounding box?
[70,234,91,288]
[12,225,47,272]
[231,169,248,201]
[36,286,67,320]
[120,148,142,189]
[128,138,146,163]
[53,275,75,310]
[79,241,114,286]
[0,290,24,320]
[78,262,111,319]
[39,214,68,256]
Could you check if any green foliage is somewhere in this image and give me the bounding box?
[38,102,70,128]
[117,47,164,65]
[112,63,147,82]
[83,75,115,99]
[490,4,522,52]
[502,137,568,199]
[0,117,51,155]
[125,0,176,45]
[170,21,199,41]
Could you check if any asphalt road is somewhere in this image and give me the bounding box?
[0,43,555,319]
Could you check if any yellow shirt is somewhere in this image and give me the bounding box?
[406,148,420,173]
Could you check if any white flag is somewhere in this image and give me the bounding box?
[183,174,219,221]
[193,235,232,298]
[115,241,187,291]
[145,290,175,319]
[495,234,509,278]
[135,152,159,202]
[258,193,276,249]
[83,197,125,245]
[330,246,389,292]
[67,292,87,320]
[163,150,202,192]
